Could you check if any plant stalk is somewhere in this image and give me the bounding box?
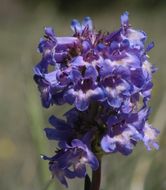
[90,159,101,190]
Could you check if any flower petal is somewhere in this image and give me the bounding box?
[82,17,93,31]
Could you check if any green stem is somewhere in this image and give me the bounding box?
[90,159,101,190]
[42,178,53,190]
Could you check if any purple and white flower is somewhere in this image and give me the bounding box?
[42,139,99,187]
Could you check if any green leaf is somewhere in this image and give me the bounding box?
[84,174,91,190]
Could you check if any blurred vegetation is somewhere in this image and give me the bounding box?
[18,0,166,13]
[0,0,166,190]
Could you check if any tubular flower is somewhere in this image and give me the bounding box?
[42,139,98,187]
[101,107,159,155]
[33,12,159,188]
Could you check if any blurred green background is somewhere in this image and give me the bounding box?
[0,0,166,189]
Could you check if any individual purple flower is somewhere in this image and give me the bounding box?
[42,139,99,187]
[143,123,160,151]
[44,115,75,141]
[64,64,106,111]
[99,60,133,108]
[101,108,159,155]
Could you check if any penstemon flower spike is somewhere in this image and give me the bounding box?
[33,12,159,190]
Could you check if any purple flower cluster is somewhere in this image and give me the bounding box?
[33,12,159,187]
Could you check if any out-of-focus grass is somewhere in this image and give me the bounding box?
[0,1,166,190]
[26,84,49,185]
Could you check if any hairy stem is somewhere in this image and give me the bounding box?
[90,159,101,190]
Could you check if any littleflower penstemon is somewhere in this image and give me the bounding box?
[33,12,159,190]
